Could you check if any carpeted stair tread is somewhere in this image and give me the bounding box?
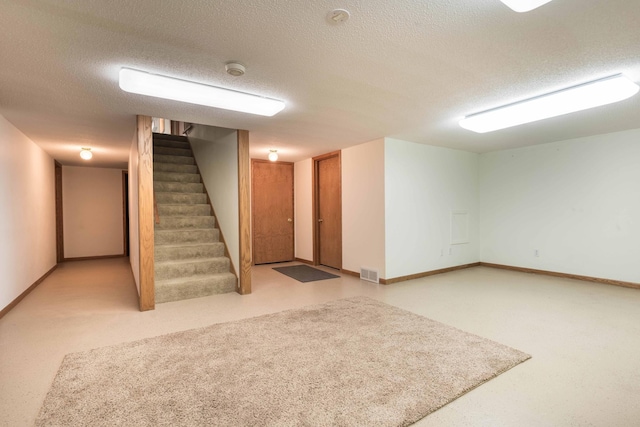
[155,192,207,204]
[155,257,230,280]
[153,146,193,157]
[155,242,225,261]
[155,216,215,230]
[153,133,189,142]
[154,163,198,174]
[155,273,237,303]
[153,181,204,193]
[155,228,220,245]
[156,204,211,216]
[153,154,195,165]
[154,171,201,183]
[153,139,191,149]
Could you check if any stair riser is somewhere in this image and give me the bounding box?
[155,216,215,230]
[154,140,191,149]
[155,229,219,245]
[154,172,201,183]
[155,274,237,304]
[154,163,198,174]
[155,193,207,205]
[155,259,230,280]
[154,146,193,157]
[154,154,195,165]
[157,204,211,216]
[155,244,225,262]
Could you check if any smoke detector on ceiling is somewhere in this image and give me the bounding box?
[225,62,246,77]
[327,9,350,24]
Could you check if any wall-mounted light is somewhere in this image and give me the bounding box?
[499,0,553,12]
[459,74,639,133]
[80,147,92,160]
[119,67,285,116]
[268,150,278,161]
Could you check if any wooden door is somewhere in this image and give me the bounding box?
[314,152,342,269]
[252,160,294,264]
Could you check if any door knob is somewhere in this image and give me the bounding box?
[318,218,324,223]
[287,218,292,222]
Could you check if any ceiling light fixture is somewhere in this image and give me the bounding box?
[459,74,639,133]
[80,147,92,160]
[268,150,278,161]
[499,0,553,12]
[119,68,285,116]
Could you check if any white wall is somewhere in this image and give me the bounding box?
[62,166,124,258]
[479,129,640,283]
[294,158,313,261]
[189,125,240,273]
[128,134,140,294]
[0,114,56,311]
[342,139,387,278]
[384,138,479,279]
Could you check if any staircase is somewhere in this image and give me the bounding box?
[153,133,237,303]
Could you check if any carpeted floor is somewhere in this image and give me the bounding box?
[36,297,530,426]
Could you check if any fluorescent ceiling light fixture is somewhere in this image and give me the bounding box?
[459,74,639,133]
[119,68,285,116]
[499,0,553,12]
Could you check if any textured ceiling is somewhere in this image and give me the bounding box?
[1,0,639,167]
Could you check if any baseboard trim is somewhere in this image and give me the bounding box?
[480,262,640,290]
[0,264,58,319]
[295,258,314,266]
[63,254,126,262]
[383,263,481,285]
[341,269,360,278]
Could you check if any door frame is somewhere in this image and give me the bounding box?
[250,159,295,265]
[312,150,342,268]
[122,171,129,257]
[54,161,64,263]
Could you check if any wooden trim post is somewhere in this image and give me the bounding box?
[137,115,155,311]
[237,130,252,294]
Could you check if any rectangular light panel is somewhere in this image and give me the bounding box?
[119,68,285,117]
[500,0,554,12]
[459,74,639,133]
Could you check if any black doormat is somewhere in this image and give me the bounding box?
[273,265,340,283]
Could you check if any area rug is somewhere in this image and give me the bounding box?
[273,264,340,282]
[36,297,530,426]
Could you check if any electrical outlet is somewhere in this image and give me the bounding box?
[535,249,540,257]
[449,247,453,255]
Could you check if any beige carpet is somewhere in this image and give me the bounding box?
[36,297,530,426]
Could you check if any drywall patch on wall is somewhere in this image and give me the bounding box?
[62,166,124,258]
[189,125,240,273]
[0,114,56,311]
[294,158,313,261]
[384,138,479,279]
[342,138,386,278]
[479,128,640,283]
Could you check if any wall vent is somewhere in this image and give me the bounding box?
[360,267,379,284]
